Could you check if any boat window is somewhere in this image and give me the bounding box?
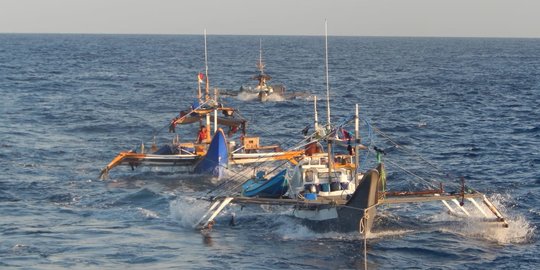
[305,170,314,182]
[317,172,340,182]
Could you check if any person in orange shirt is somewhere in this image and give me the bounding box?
[197,125,209,143]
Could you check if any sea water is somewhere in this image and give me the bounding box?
[0,34,539,269]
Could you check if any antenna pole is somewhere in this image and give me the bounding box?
[204,29,210,101]
[258,39,264,74]
[355,104,360,186]
[314,96,319,131]
[325,19,331,128]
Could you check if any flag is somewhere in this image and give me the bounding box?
[198,73,204,83]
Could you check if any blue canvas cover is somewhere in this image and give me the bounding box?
[193,129,228,177]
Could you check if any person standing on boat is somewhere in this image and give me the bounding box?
[197,125,209,143]
[347,139,354,155]
[169,117,178,133]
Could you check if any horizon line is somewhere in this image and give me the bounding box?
[1,31,539,40]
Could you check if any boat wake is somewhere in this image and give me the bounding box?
[170,197,212,228]
[235,91,286,102]
[236,92,259,101]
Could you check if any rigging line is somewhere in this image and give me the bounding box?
[207,165,274,198]
[372,127,446,173]
[382,157,439,189]
[382,151,462,190]
[130,98,216,152]
[208,115,367,195]
[206,114,367,197]
[204,164,261,196]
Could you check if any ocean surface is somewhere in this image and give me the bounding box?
[0,34,539,269]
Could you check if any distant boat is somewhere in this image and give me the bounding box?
[239,39,285,102]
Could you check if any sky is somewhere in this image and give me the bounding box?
[1,0,539,38]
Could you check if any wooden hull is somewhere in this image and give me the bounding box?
[293,169,380,233]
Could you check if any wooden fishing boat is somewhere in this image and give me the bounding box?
[195,106,509,234]
[238,39,285,102]
[99,31,303,180]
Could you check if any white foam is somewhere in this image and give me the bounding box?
[267,215,366,241]
[461,194,534,244]
[137,207,159,219]
[235,91,285,102]
[368,229,415,239]
[430,194,535,244]
[266,94,285,102]
[236,92,258,101]
[169,197,211,228]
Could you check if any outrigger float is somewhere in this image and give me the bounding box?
[100,31,303,180]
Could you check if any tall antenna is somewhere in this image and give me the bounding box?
[324,19,331,127]
[204,29,210,101]
[257,38,265,74]
[314,96,319,131]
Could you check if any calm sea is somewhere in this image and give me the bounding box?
[0,34,539,269]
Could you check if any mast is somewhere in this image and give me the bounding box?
[314,96,319,131]
[257,38,264,74]
[204,29,211,135]
[324,20,333,183]
[354,104,360,186]
[197,73,202,102]
[204,29,210,101]
[214,89,218,133]
[324,19,331,128]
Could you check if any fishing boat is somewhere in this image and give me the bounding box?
[238,39,285,102]
[195,103,509,235]
[193,22,509,237]
[99,31,303,180]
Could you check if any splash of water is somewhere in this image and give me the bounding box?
[460,194,535,244]
[430,193,535,245]
[266,94,285,102]
[236,92,258,101]
[169,197,211,228]
[137,207,159,219]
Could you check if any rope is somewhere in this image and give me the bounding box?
[362,209,368,270]
[371,126,464,189]
[205,114,380,199]
[382,157,440,189]
[130,98,219,152]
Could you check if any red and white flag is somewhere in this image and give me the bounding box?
[198,73,204,83]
